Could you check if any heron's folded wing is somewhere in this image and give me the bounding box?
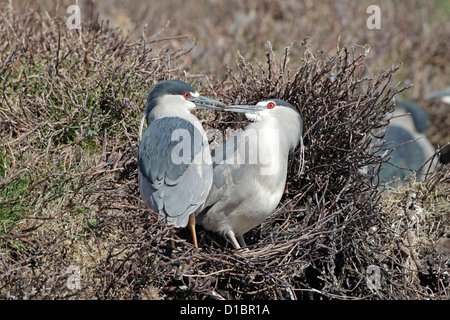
[395,101,429,134]
[138,117,212,227]
[377,125,425,181]
[200,133,243,210]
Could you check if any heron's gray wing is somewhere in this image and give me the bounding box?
[201,133,245,210]
[425,88,450,100]
[396,101,429,134]
[211,134,240,167]
[377,125,425,182]
[138,117,212,227]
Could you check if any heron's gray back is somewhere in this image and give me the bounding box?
[396,101,429,134]
[138,117,213,227]
[198,128,289,232]
[376,125,426,181]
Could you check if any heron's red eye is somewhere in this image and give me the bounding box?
[183,92,190,99]
[267,102,275,109]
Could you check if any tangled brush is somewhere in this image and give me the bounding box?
[141,41,411,299]
[2,5,447,300]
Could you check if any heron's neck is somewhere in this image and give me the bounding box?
[248,115,301,154]
[148,104,194,123]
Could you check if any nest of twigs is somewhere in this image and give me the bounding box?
[1,5,448,300]
[145,43,405,300]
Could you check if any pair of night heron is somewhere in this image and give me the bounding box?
[138,80,302,249]
[138,80,442,249]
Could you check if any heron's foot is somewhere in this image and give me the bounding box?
[188,213,198,248]
[226,230,241,249]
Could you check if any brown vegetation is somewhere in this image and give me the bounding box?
[0,1,448,299]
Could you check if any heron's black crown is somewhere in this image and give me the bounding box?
[146,80,196,114]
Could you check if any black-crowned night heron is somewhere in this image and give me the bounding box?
[426,88,450,165]
[374,100,437,183]
[197,99,303,249]
[425,88,450,105]
[138,80,226,248]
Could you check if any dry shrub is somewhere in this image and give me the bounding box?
[1,3,449,300]
[371,170,449,299]
[0,4,189,299]
[156,42,407,300]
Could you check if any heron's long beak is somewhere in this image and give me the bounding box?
[224,105,265,114]
[189,95,227,111]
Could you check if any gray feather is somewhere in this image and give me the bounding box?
[138,117,212,227]
[396,100,429,134]
[376,125,425,181]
